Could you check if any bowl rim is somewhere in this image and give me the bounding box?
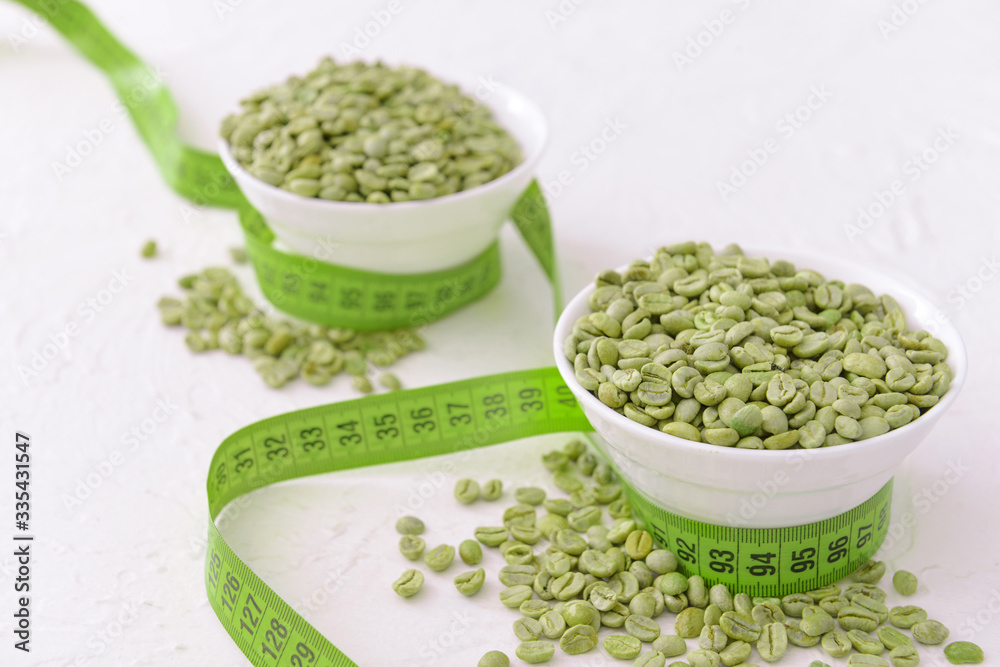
[218,84,548,212]
[553,244,969,462]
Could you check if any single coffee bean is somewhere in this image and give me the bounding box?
[391,569,424,598]
[944,641,985,664]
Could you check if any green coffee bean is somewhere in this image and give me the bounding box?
[911,619,949,644]
[478,650,509,667]
[562,599,602,631]
[675,607,706,638]
[499,539,524,556]
[785,621,820,647]
[515,486,547,505]
[454,568,485,596]
[499,564,537,587]
[552,572,587,600]
[889,605,927,629]
[594,483,622,504]
[781,593,813,617]
[820,595,850,616]
[392,569,424,597]
[630,592,658,618]
[504,544,534,566]
[611,571,641,603]
[888,645,920,667]
[500,585,534,608]
[545,550,573,577]
[140,240,157,258]
[822,629,852,658]
[719,641,751,667]
[685,574,708,607]
[424,544,455,572]
[625,530,654,560]
[603,602,631,628]
[839,605,880,632]
[510,525,542,545]
[516,640,555,664]
[877,626,911,650]
[514,617,543,641]
[395,516,425,535]
[892,570,918,596]
[582,582,615,611]
[459,539,482,565]
[543,450,570,472]
[846,583,887,603]
[699,624,727,651]
[554,470,585,493]
[520,599,550,620]
[482,479,503,500]
[944,641,985,664]
[660,572,689,596]
[553,529,588,556]
[608,519,638,544]
[604,634,643,659]
[651,634,686,657]
[185,332,207,353]
[752,602,785,627]
[641,586,666,616]
[625,614,661,642]
[663,592,689,614]
[848,628,886,654]
[454,479,480,504]
[687,649,721,667]
[757,622,787,662]
[398,535,425,561]
[801,606,835,636]
[348,364,376,389]
[475,526,508,547]
[571,489,599,510]
[709,584,734,612]
[544,498,574,517]
[630,561,655,589]
[720,611,761,642]
[539,609,566,638]
[560,624,598,654]
[853,594,889,623]
[568,506,602,532]
[852,559,887,584]
[634,651,668,667]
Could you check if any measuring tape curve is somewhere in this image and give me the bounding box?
[205,367,890,666]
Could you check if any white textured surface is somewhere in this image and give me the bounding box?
[2,0,999,665]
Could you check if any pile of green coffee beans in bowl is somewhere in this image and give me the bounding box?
[562,241,953,449]
[220,58,523,203]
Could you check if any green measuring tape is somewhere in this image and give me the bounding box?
[622,479,891,598]
[237,181,558,331]
[12,2,892,664]
[204,367,890,666]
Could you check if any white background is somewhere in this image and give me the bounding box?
[2,0,999,665]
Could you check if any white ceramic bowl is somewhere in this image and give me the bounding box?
[219,86,547,274]
[554,249,967,528]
